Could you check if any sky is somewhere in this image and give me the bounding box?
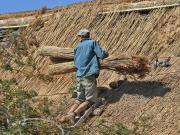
[0,0,92,14]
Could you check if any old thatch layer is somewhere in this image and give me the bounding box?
[100,1,180,14]
[1,1,179,135]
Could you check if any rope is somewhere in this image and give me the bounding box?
[100,3,180,14]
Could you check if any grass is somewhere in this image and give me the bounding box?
[37,74,54,83]
[96,117,149,135]
[0,33,28,71]
[0,63,13,71]
[26,55,37,70]
[0,78,61,134]
[99,123,136,135]
[132,115,152,135]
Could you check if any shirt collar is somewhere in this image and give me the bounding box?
[81,38,90,42]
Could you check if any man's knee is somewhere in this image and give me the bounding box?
[75,100,90,107]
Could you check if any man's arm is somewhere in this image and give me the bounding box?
[93,41,109,59]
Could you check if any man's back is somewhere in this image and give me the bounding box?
[74,38,108,77]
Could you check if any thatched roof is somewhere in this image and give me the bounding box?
[1,0,180,134]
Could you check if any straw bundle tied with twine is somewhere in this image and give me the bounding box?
[38,46,150,78]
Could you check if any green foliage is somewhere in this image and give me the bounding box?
[0,121,61,135]
[0,33,29,72]
[39,6,48,14]
[37,97,52,116]
[132,115,152,135]
[100,123,133,135]
[71,126,86,135]
[0,27,60,134]
[26,55,37,70]
[97,118,142,135]
[0,29,53,84]
[0,78,60,134]
[0,78,17,92]
[10,33,28,57]
[0,63,13,71]
[38,74,54,83]
[14,59,25,67]
[0,32,39,75]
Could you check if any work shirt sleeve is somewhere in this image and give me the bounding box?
[93,41,109,59]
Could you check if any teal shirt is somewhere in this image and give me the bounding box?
[74,38,109,77]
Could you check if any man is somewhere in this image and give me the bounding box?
[57,29,108,123]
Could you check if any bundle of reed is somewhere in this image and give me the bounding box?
[48,56,150,78]
[38,46,150,78]
[38,46,74,60]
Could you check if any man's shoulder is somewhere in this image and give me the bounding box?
[85,39,99,47]
[75,39,97,49]
[88,39,96,42]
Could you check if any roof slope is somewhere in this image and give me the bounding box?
[1,1,180,134]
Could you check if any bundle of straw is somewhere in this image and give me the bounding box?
[38,46,150,78]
